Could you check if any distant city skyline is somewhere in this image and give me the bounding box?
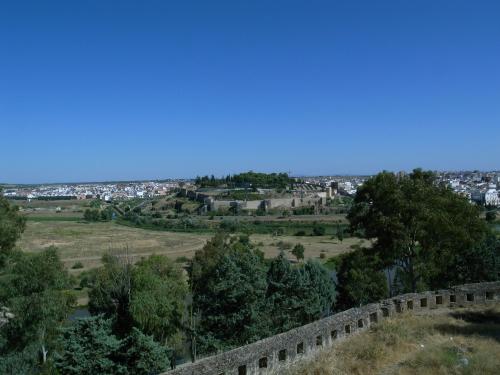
[1,1,500,184]
[2,168,500,186]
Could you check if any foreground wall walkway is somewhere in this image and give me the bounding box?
[163,281,500,375]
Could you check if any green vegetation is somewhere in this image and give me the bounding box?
[334,247,388,310]
[0,191,26,262]
[220,190,264,201]
[188,234,335,355]
[72,261,84,269]
[195,171,298,189]
[486,210,497,223]
[26,216,81,222]
[291,243,305,261]
[265,252,335,335]
[120,210,349,236]
[55,316,170,375]
[3,169,500,372]
[347,169,499,294]
[88,253,187,344]
[83,207,114,222]
[0,247,76,372]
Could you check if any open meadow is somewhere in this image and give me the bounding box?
[18,220,212,270]
[17,219,362,271]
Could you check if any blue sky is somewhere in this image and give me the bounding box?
[1,0,499,183]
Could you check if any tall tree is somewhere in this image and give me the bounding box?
[119,327,171,375]
[88,252,134,336]
[55,316,171,375]
[54,315,124,375]
[335,248,388,310]
[298,259,336,321]
[265,252,336,334]
[190,234,267,354]
[89,252,187,343]
[0,191,26,262]
[291,243,305,262]
[265,252,303,333]
[130,255,187,344]
[348,169,490,292]
[0,247,76,366]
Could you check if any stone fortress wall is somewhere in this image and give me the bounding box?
[163,281,500,375]
[180,188,327,212]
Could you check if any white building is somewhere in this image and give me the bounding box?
[485,188,500,207]
[449,179,460,189]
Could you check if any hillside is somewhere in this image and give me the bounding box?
[289,304,500,375]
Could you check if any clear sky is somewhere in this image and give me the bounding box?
[1,0,499,183]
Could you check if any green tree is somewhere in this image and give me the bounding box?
[0,343,40,375]
[83,208,101,222]
[312,224,325,236]
[190,234,267,353]
[0,192,26,260]
[88,253,134,336]
[431,232,500,288]
[291,243,305,261]
[267,256,336,327]
[335,248,388,310]
[336,224,344,242]
[119,328,170,375]
[130,255,187,344]
[486,210,497,223]
[0,247,76,365]
[265,252,303,333]
[55,316,171,375]
[55,315,125,375]
[100,207,114,221]
[189,232,232,298]
[298,259,336,321]
[265,252,336,334]
[89,253,187,343]
[348,169,488,292]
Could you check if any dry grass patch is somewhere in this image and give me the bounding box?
[290,304,500,375]
[18,220,359,270]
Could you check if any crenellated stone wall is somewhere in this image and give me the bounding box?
[163,281,500,375]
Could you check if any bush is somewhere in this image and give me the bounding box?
[83,208,100,222]
[276,241,292,250]
[72,261,84,269]
[175,256,189,263]
[486,211,497,223]
[313,225,326,236]
[295,230,306,236]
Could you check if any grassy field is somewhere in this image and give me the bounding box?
[290,304,500,375]
[18,220,361,270]
[18,221,212,270]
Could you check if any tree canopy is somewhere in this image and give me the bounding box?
[266,252,336,334]
[0,192,26,261]
[190,234,336,354]
[54,315,170,375]
[195,171,297,189]
[334,247,388,310]
[0,247,76,371]
[190,234,267,353]
[88,253,187,343]
[348,169,496,292]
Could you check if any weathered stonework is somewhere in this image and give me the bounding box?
[163,281,500,375]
